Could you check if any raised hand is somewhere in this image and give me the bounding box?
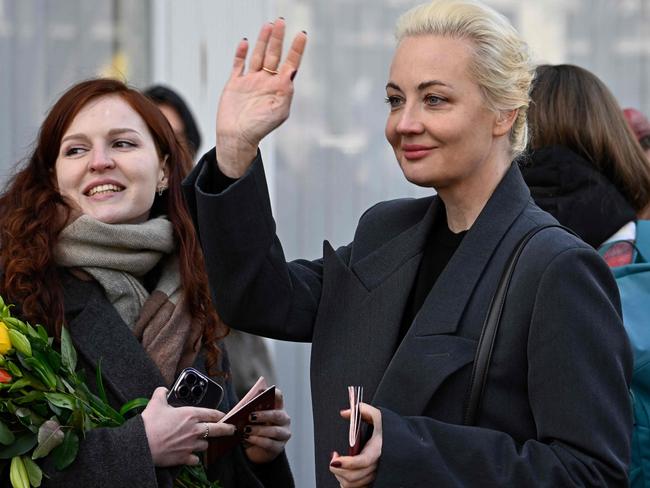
[243,388,292,464]
[142,387,236,467]
[216,18,307,178]
[329,403,383,488]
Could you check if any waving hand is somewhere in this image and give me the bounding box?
[216,18,307,178]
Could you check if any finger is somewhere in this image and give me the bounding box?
[279,31,307,79]
[244,434,284,452]
[207,422,236,437]
[194,439,209,452]
[150,386,169,404]
[244,424,291,442]
[186,454,201,466]
[262,18,285,71]
[189,407,226,422]
[358,403,382,434]
[249,409,290,426]
[249,22,274,72]
[231,38,249,77]
[274,388,284,410]
[332,467,376,488]
[334,434,381,470]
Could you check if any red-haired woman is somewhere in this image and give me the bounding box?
[0,79,293,488]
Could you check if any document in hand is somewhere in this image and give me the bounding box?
[207,376,276,461]
[348,385,364,456]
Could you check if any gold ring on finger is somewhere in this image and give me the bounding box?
[262,66,279,75]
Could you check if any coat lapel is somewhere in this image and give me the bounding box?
[372,164,533,411]
[62,273,166,405]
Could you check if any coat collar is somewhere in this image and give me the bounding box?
[62,272,167,405]
[352,164,532,335]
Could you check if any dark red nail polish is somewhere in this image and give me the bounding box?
[279,16,285,20]
[330,461,342,468]
[243,37,248,41]
[250,413,257,421]
[244,426,252,433]
[291,70,298,81]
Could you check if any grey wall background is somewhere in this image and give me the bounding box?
[1,0,650,486]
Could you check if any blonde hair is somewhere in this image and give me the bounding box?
[395,0,533,157]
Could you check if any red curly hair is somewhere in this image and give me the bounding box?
[0,78,226,374]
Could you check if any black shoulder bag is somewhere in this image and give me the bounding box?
[463,224,574,426]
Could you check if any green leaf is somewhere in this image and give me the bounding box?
[0,433,37,459]
[8,378,32,393]
[52,430,78,470]
[14,407,45,431]
[35,325,48,343]
[95,360,108,405]
[119,397,149,417]
[32,419,64,460]
[6,362,23,378]
[21,456,42,487]
[43,393,75,411]
[60,327,76,374]
[0,419,15,445]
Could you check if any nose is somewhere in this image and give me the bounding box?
[88,147,115,172]
[395,105,424,135]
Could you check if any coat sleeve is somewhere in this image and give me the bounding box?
[40,414,164,488]
[182,148,350,342]
[374,246,633,487]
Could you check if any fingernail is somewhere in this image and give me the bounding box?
[244,426,252,433]
[250,413,257,422]
[330,461,342,468]
[291,70,297,81]
[279,16,285,20]
[243,37,248,41]
[243,433,250,439]
[301,30,307,35]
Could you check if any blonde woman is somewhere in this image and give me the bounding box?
[184,1,632,486]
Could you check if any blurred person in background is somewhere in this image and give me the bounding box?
[145,83,277,400]
[522,64,650,255]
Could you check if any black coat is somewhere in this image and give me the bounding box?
[18,271,293,488]
[184,149,633,487]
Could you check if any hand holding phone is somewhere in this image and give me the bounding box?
[167,367,224,409]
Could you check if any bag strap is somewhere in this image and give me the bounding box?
[463,224,574,426]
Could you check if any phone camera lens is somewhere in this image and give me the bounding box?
[185,372,198,385]
[177,384,190,399]
[191,385,204,401]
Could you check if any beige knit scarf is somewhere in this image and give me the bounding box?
[54,214,202,385]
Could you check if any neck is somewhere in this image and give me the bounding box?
[438,158,511,233]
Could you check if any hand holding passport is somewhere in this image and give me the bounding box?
[207,376,276,462]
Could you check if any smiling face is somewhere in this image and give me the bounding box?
[385,35,513,195]
[55,95,168,224]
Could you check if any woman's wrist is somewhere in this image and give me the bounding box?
[216,135,258,178]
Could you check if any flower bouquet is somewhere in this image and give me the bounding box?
[0,296,220,488]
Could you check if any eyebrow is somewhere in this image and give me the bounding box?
[60,128,141,144]
[385,80,452,91]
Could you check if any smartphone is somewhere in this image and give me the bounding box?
[167,367,224,409]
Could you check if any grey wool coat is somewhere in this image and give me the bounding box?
[9,272,293,488]
[183,149,633,488]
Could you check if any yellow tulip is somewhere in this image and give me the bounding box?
[0,322,11,355]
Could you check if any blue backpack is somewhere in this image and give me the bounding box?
[601,220,650,487]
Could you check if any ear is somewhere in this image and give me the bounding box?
[159,154,170,186]
[493,108,518,137]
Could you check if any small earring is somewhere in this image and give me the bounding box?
[157,185,167,197]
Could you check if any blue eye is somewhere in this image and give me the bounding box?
[384,95,404,109]
[424,94,445,106]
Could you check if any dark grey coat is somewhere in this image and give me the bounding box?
[184,149,633,488]
[22,272,293,488]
